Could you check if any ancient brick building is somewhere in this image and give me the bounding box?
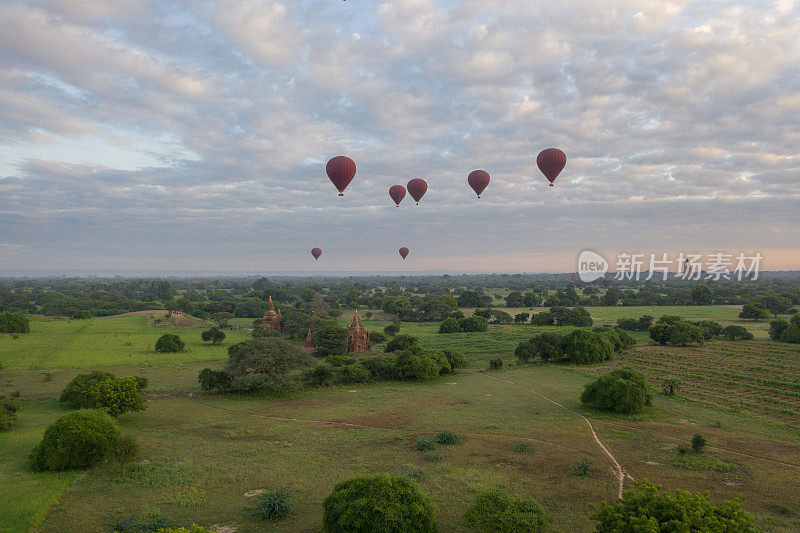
[346,309,369,352]
[261,296,284,331]
[303,328,317,354]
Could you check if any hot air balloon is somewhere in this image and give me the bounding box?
[399,247,409,260]
[407,178,427,205]
[326,156,356,196]
[389,185,406,207]
[536,148,566,186]
[311,248,322,261]
[468,170,490,198]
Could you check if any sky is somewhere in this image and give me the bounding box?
[1,0,799,273]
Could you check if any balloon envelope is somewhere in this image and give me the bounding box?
[389,185,406,207]
[468,170,490,198]
[399,247,409,260]
[311,248,322,261]
[536,148,566,186]
[326,156,356,195]
[406,178,427,204]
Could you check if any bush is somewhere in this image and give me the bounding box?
[591,480,757,532]
[255,487,292,521]
[60,371,146,418]
[571,457,593,476]
[224,337,312,392]
[442,349,467,369]
[314,323,350,358]
[155,334,184,353]
[769,319,789,340]
[514,312,529,323]
[158,527,216,533]
[110,434,139,476]
[529,311,555,326]
[649,322,704,346]
[691,434,707,453]
[414,437,438,451]
[30,409,121,471]
[489,358,503,370]
[0,393,20,431]
[302,364,336,387]
[720,325,753,340]
[385,334,419,353]
[516,332,565,363]
[463,490,551,533]
[580,369,652,414]
[322,475,437,533]
[336,363,371,383]
[438,317,461,334]
[201,327,225,345]
[690,320,723,339]
[369,331,388,344]
[197,368,232,391]
[460,315,489,332]
[594,328,636,352]
[563,330,613,364]
[383,324,399,336]
[434,430,460,445]
[781,319,800,343]
[514,441,531,453]
[424,450,442,462]
[0,312,30,333]
[554,306,593,327]
[430,351,452,374]
[394,349,440,381]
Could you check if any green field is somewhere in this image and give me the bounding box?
[2,307,800,532]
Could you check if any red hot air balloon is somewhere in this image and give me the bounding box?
[389,185,406,207]
[406,178,427,205]
[468,170,490,198]
[311,248,322,261]
[326,156,356,196]
[536,148,566,186]
[399,247,409,260]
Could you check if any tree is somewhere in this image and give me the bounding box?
[201,327,225,345]
[563,330,613,364]
[662,377,681,396]
[720,325,753,340]
[649,322,704,346]
[761,294,793,315]
[522,291,541,307]
[224,337,312,392]
[591,481,757,532]
[691,284,713,305]
[0,392,20,431]
[438,317,461,334]
[0,312,30,333]
[505,291,524,307]
[460,315,488,332]
[385,334,419,353]
[458,290,489,308]
[198,368,231,391]
[513,312,529,323]
[60,371,147,418]
[739,303,770,321]
[769,318,789,340]
[322,475,437,533]
[600,288,621,306]
[581,369,652,414]
[464,490,551,533]
[553,306,593,327]
[516,332,565,363]
[530,311,555,326]
[29,409,121,471]
[691,433,707,453]
[780,316,800,343]
[155,334,184,353]
[383,324,399,336]
[313,323,349,357]
[110,434,139,476]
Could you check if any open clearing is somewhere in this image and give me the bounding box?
[2,307,800,532]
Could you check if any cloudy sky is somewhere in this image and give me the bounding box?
[1,0,798,273]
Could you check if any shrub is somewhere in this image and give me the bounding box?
[197,368,231,391]
[336,363,371,383]
[255,487,292,521]
[302,364,336,387]
[649,322,704,346]
[385,334,419,353]
[60,371,146,418]
[430,351,452,374]
[0,393,20,431]
[460,315,489,332]
[30,409,121,471]
[0,312,30,333]
[369,331,388,344]
[158,527,216,533]
[769,319,789,340]
[110,434,139,476]
[514,312,529,323]
[658,315,683,325]
[442,349,466,369]
[572,457,594,476]
[200,327,225,345]
[155,334,184,353]
[394,349,440,381]
[781,321,800,343]
[322,475,437,533]
[591,480,757,532]
[424,451,442,462]
[691,434,707,453]
[593,328,636,352]
[720,325,753,341]
[463,490,551,533]
[438,317,461,334]
[581,369,652,414]
[514,441,531,453]
[434,430,460,445]
[489,358,503,370]
[414,437,438,451]
[314,323,350,358]
[529,311,555,326]
[690,320,723,339]
[383,324,399,336]
[616,318,638,331]
[563,330,613,364]
[554,306,593,327]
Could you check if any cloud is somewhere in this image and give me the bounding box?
[0,0,798,271]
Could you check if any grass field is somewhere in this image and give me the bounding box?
[1,307,799,532]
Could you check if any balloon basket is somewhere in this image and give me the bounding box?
[338,193,344,196]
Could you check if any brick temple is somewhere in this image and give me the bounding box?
[346,309,369,352]
[261,296,284,331]
[303,328,317,354]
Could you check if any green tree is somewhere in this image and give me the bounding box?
[224,337,312,392]
[581,369,652,414]
[513,312,529,323]
[201,327,225,345]
[691,284,713,305]
[720,325,753,340]
[322,475,437,533]
[438,317,461,334]
[600,288,621,306]
[155,334,184,353]
[691,433,707,453]
[530,311,554,325]
[0,312,30,333]
[29,409,121,471]
[563,330,613,364]
[0,392,20,431]
[769,318,789,340]
[662,377,681,396]
[464,490,551,533]
[385,334,419,353]
[739,303,770,321]
[313,323,350,357]
[60,371,147,418]
[457,290,487,308]
[460,315,489,332]
[110,434,139,476]
[504,291,524,307]
[591,481,757,532]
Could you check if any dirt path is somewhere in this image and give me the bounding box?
[478,373,632,498]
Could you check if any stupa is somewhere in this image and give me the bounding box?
[261,296,284,331]
[346,309,369,352]
[303,328,317,354]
